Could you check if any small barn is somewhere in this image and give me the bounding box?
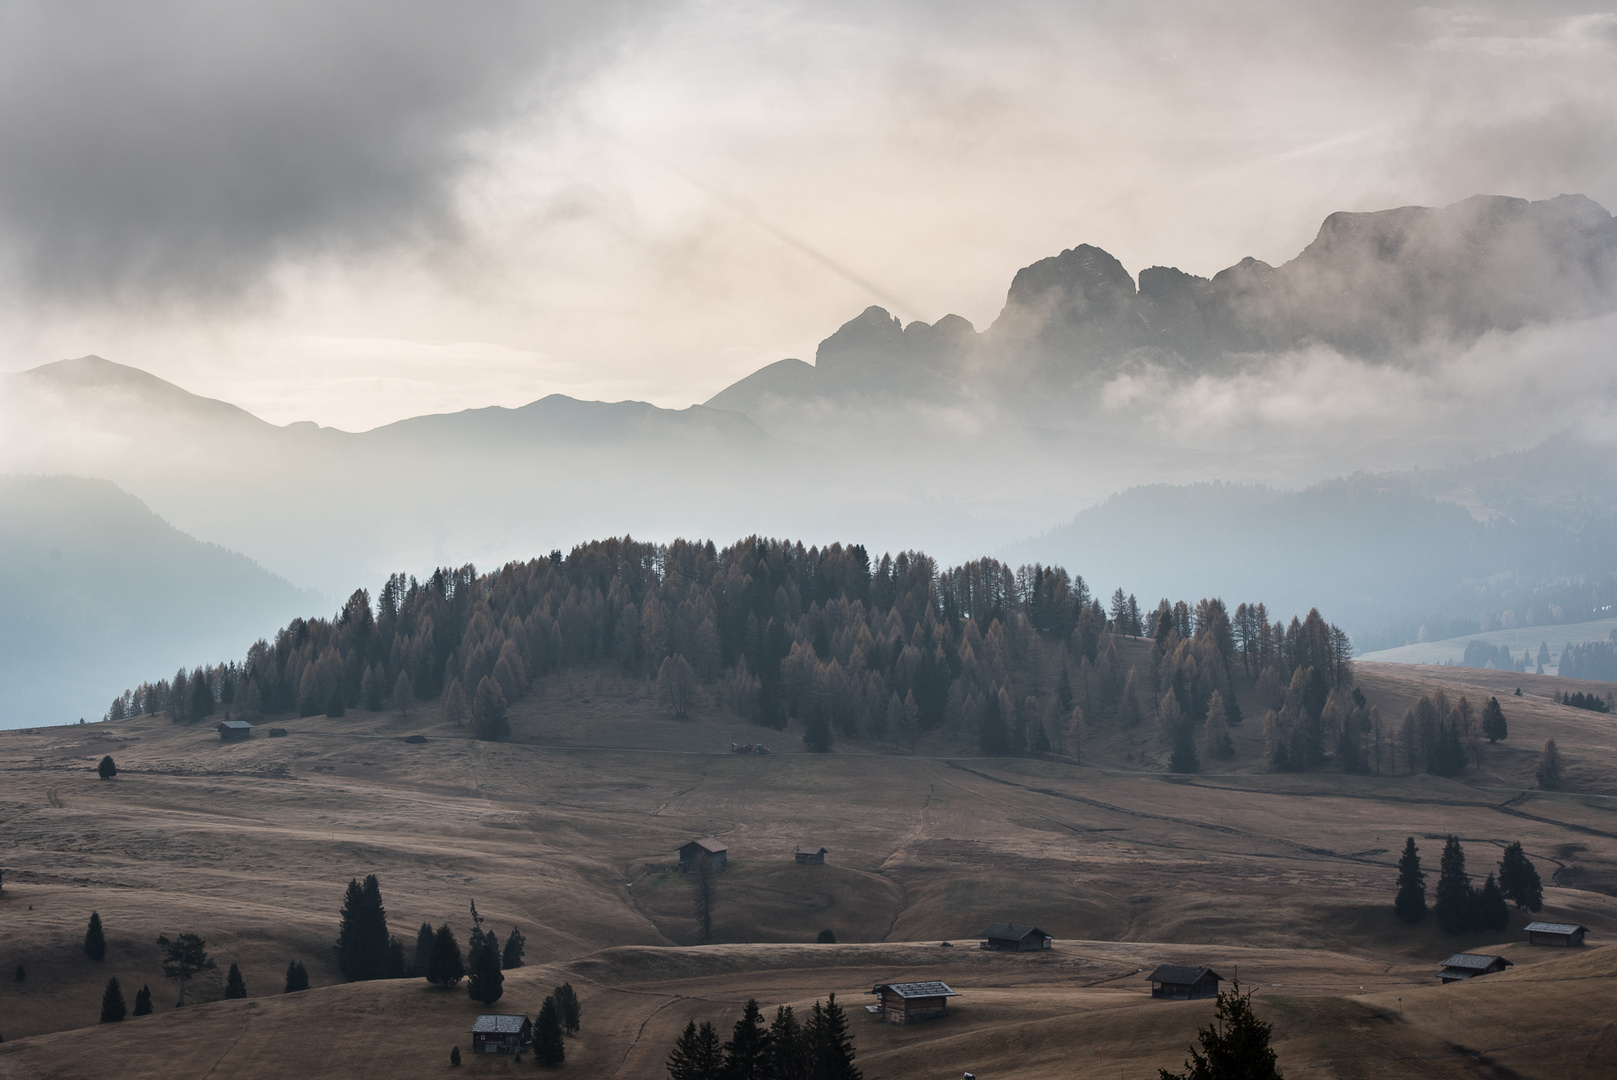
[979,923,1053,951]
[1438,953,1513,984]
[1146,964,1223,1000]
[470,1014,531,1054]
[678,837,728,872]
[794,845,828,864]
[1525,921,1588,947]
[216,720,253,742]
[869,981,957,1024]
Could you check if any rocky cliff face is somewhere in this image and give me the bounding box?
[709,193,1617,423]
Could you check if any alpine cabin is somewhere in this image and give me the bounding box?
[869,981,957,1024]
[1525,921,1588,947]
[470,1014,531,1054]
[1146,964,1223,1000]
[979,923,1053,951]
[1438,953,1512,984]
[678,837,728,872]
[794,845,828,864]
[216,720,253,742]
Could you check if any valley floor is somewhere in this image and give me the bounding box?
[2,660,1614,1077]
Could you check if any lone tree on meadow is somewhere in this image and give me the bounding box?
[97,755,117,780]
[284,960,309,993]
[133,984,153,1016]
[224,962,247,999]
[1158,977,1283,1080]
[1481,697,1508,743]
[658,653,697,718]
[553,982,582,1035]
[157,932,215,1006]
[100,976,126,1022]
[1394,837,1427,924]
[1498,842,1544,912]
[426,924,465,989]
[84,911,107,961]
[534,994,566,1066]
[335,875,393,982]
[1536,739,1562,790]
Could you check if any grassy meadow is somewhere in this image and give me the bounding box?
[2,652,1615,1078]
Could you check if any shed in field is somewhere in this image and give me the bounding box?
[470,1014,531,1054]
[1146,964,1223,1000]
[869,981,957,1024]
[678,837,728,873]
[1438,953,1512,984]
[1525,921,1588,947]
[794,845,828,864]
[979,923,1052,951]
[215,720,253,742]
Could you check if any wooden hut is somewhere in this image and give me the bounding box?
[470,1014,531,1054]
[678,837,728,872]
[1437,953,1512,984]
[215,720,253,742]
[1525,921,1588,947]
[979,923,1052,951]
[794,845,828,864]
[1145,964,1223,1000]
[869,981,957,1024]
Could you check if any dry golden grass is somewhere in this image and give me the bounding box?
[1,658,1614,1078]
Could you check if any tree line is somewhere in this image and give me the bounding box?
[104,535,1354,769]
[666,996,860,1080]
[1394,836,1543,934]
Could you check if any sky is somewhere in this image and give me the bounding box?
[3,1,1617,430]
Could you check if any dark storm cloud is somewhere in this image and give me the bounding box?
[0,1,636,300]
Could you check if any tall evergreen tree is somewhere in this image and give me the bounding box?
[471,676,509,741]
[100,976,126,1022]
[84,911,107,961]
[501,927,525,970]
[533,995,566,1066]
[1393,837,1427,924]
[284,960,310,993]
[414,921,435,976]
[804,995,861,1080]
[1536,739,1562,789]
[335,875,392,982]
[1481,697,1508,743]
[553,982,581,1035]
[465,928,503,1006]
[1169,718,1201,775]
[667,1020,722,1080]
[1157,978,1283,1080]
[133,984,153,1016]
[724,999,771,1080]
[426,924,465,988]
[224,962,247,999]
[1497,842,1544,912]
[1434,835,1474,935]
[1477,873,1510,932]
[768,1006,804,1080]
[392,671,414,715]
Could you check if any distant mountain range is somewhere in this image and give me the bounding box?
[0,475,313,728]
[709,193,1617,431]
[4,192,1616,709]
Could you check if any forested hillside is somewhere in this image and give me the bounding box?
[112,536,1395,775]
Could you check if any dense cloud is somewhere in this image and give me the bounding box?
[0,1,635,299]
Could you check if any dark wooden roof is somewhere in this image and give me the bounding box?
[216,720,253,730]
[794,845,828,855]
[980,923,1050,940]
[470,1015,528,1033]
[680,837,727,854]
[871,981,957,999]
[1440,953,1511,971]
[1146,964,1222,985]
[1525,921,1588,935]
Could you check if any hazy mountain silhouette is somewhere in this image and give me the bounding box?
[710,193,1617,426]
[0,475,314,728]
